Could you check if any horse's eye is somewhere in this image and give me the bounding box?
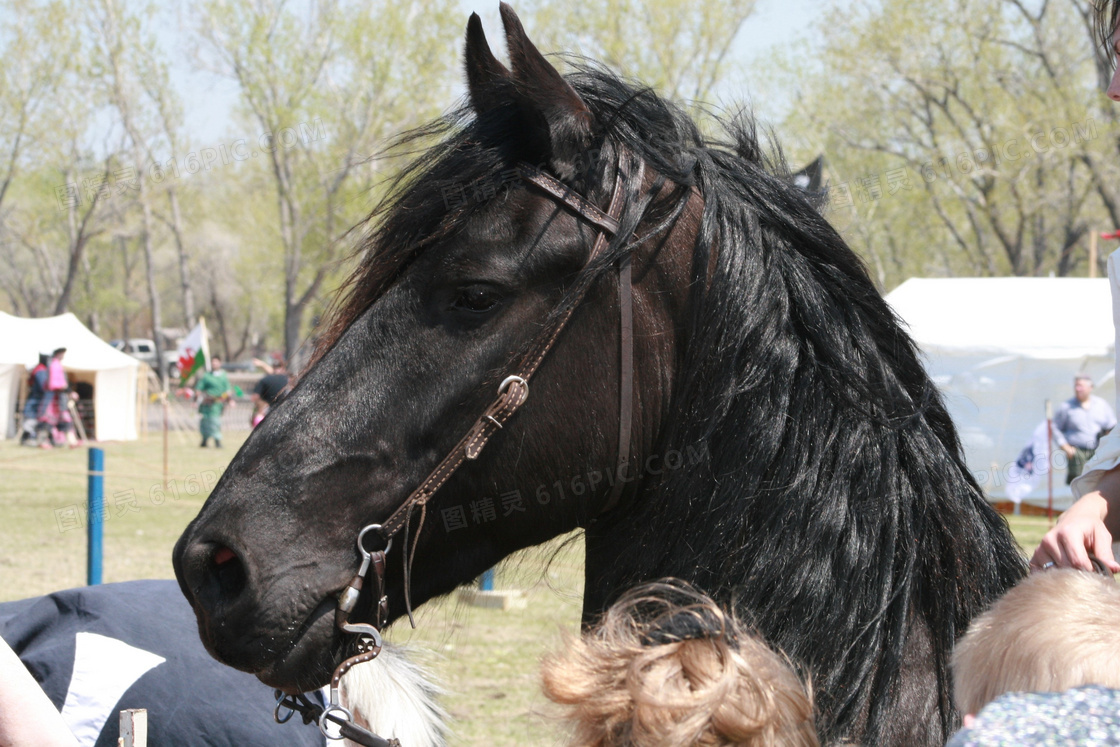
[452,286,503,314]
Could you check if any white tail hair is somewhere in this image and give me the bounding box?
[340,644,448,747]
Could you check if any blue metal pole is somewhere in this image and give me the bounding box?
[87,447,103,586]
[479,567,495,592]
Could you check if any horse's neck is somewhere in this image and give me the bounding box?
[580,501,707,624]
[581,502,949,745]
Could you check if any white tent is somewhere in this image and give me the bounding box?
[0,312,142,441]
[885,278,1115,509]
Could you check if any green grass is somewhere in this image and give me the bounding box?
[0,435,584,745]
[0,432,249,601]
[1005,513,1054,558]
[0,436,1057,745]
[387,539,584,745]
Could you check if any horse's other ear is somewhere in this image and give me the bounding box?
[465,12,511,114]
[499,2,594,180]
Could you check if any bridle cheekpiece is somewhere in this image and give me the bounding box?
[276,150,645,745]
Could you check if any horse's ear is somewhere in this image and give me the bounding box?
[499,3,594,180]
[465,12,511,114]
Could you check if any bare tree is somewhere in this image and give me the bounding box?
[0,0,89,315]
[785,0,1110,285]
[53,159,110,315]
[522,0,758,106]
[83,0,179,378]
[0,1,69,219]
[194,0,462,358]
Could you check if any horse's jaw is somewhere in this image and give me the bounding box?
[183,587,341,692]
[247,597,341,692]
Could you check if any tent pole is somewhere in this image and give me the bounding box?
[137,367,147,439]
[1046,399,1053,525]
[68,397,88,443]
[1090,230,1098,279]
[162,365,169,487]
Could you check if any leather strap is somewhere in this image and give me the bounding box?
[315,159,645,747]
[370,551,388,628]
[601,159,644,516]
[516,163,621,235]
[378,155,633,543]
[1090,554,1117,580]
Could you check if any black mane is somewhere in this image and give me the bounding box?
[322,66,1027,743]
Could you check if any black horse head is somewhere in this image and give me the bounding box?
[174,6,1025,744]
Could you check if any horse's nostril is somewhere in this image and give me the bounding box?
[210,545,246,599]
[177,538,248,609]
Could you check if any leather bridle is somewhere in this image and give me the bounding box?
[276,151,646,743]
[381,155,639,553]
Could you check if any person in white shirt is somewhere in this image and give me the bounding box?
[1031,1,1120,574]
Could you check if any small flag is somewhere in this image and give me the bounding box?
[176,319,210,386]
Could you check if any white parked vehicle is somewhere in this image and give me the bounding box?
[109,338,180,377]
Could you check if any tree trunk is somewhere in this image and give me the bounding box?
[210,285,232,360]
[284,300,303,365]
[139,175,165,384]
[54,166,91,315]
[54,218,96,315]
[81,249,98,334]
[168,186,196,327]
[119,236,131,340]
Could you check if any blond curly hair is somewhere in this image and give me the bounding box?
[541,580,818,747]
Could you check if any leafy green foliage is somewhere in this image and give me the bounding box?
[520,0,757,105]
[194,0,462,357]
[780,0,1118,289]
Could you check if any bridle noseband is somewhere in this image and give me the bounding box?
[276,151,646,744]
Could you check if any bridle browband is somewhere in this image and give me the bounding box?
[276,151,646,744]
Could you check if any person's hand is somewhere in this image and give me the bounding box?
[1061,443,1076,459]
[1030,491,1120,573]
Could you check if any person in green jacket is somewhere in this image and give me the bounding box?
[197,357,232,448]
